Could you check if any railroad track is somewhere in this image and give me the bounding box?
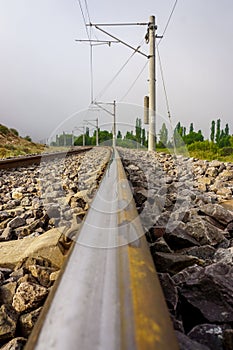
[24,148,179,350]
[0,146,92,169]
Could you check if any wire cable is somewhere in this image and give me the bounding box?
[158,0,178,46]
[156,45,171,121]
[93,51,137,102]
[77,0,90,40]
[93,33,147,102]
[120,60,148,102]
[77,0,94,103]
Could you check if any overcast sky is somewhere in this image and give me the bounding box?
[0,0,233,142]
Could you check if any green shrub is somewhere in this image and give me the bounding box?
[219,147,233,156]
[5,144,16,151]
[0,124,10,135]
[10,128,19,136]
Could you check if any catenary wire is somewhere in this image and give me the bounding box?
[77,0,94,102]
[93,35,146,102]
[156,45,171,121]
[120,60,148,102]
[158,0,178,46]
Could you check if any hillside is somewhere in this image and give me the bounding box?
[0,124,45,158]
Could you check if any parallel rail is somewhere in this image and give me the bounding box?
[25,149,179,350]
[0,146,92,169]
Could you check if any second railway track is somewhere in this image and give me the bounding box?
[23,148,179,350]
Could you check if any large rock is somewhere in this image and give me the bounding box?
[8,217,26,229]
[182,245,216,261]
[175,331,210,350]
[164,226,200,250]
[12,282,48,313]
[188,324,226,350]
[0,282,17,304]
[0,304,18,341]
[153,251,202,275]
[185,218,225,245]
[0,228,65,269]
[19,307,42,337]
[0,337,27,350]
[198,204,233,226]
[180,263,233,322]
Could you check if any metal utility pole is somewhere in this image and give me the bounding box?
[113,100,116,148]
[148,15,156,151]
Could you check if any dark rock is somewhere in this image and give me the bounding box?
[226,221,233,237]
[198,204,233,226]
[8,217,26,229]
[158,273,178,312]
[170,314,184,332]
[0,337,27,350]
[181,245,216,261]
[213,247,233,265]
[185,218,225,245]
[153,251,202,275]
[164,226,200,250]
[223,329,233,350]
[175,331,210,350]
[0,304,18,340]
[46,206,60,219]
[172,265,204,286]
[150,237,173,254]
[188,324,226,350]
[0,282,17,304]
[180,263,233,323]
[19,307,42,337]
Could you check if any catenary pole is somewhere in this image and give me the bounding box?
[148,15,156,151]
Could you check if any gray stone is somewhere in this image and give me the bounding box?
[182,245,216,261]
[185,218,225,245]
[198,204,233,226]
[12,282,48,313]
[164,226,200,250]
[8,217,26,229]
[180,262,233,322]
[188,324,226,350]
[150,237,173,254]
[213,247,233,265]
[175,331,210,350]
[153,251,202,275]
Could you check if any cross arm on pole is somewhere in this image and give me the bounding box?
[90,25,149,59]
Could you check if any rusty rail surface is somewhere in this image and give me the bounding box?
[0,146,92,169]
[25,148,179,350]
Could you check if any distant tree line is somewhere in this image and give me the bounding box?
[51,118,232,156]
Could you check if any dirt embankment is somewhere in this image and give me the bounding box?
[0,124,45,158]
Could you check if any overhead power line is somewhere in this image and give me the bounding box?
[120,60,148,102]
[156,45,171,121]
[158,0,178,45]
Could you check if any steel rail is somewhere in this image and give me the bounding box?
[25,149,179,350]
[0,147,92,169]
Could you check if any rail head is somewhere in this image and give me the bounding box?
[25,148,179,350]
